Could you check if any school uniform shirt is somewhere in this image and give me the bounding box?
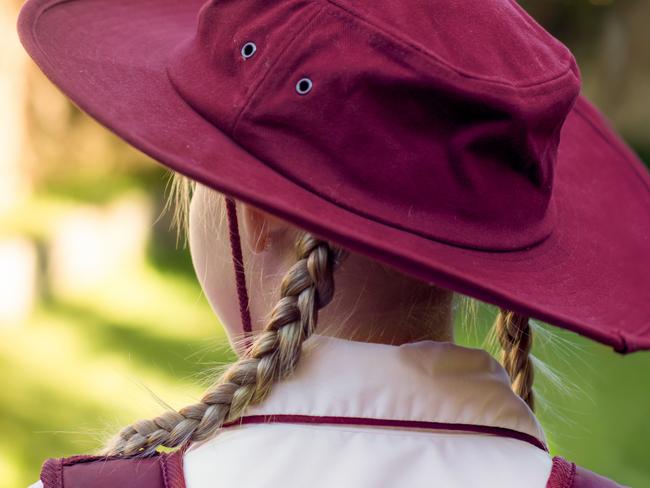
[184,334,552,487]
[30,334,553,487]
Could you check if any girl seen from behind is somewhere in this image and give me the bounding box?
[17,0,649,486]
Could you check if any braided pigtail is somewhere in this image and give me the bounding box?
[494,309,535,411]
[102,233,347,457]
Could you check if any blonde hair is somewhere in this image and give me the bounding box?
[495,310,535,410]
[101,172,535,457]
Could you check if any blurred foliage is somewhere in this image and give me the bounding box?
[519,0,650,150]
[1,0,649,487]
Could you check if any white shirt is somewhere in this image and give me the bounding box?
[31,334,552,487]
[183,334,553,487]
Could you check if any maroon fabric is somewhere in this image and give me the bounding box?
[547,457,576,488]
[39,443,627,487]
[40,458,63,488]
[16,0,650,352]
[546,457,627,488]
[39,450,187,488]
[221,413,549,452]
[225,196,253,342]
[161,449,187,488]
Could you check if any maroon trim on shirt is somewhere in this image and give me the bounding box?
[38,442,625,487]
[221,413,549,452]
[161,446,188,488]
[545,457,627,488]
[547,457,577,488]
[40,457,62,488]
[39,453,164,488]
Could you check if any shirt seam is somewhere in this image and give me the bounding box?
[221,421,547,444]
[222,414,548,451]
[323,0,575,89]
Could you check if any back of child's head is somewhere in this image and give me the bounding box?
[102,173,536,457]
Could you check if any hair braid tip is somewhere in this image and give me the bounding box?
[495,309,535,412]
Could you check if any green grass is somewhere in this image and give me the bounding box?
[0,229,237,487]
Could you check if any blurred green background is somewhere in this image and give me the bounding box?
[1,0,649,487]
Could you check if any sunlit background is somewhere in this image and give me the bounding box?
[1,0,649,487]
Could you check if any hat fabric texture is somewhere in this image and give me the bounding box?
[17,0,650,352]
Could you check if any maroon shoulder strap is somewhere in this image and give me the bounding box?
[39,449,186,488]
[547,457,628,488]
[40,450,627,488]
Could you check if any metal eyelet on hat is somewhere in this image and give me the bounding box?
[241,41,256,59]
[295,77,313,95]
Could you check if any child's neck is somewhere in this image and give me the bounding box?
[315,252,455,346]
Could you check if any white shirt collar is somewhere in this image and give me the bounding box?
[244,333,546,445]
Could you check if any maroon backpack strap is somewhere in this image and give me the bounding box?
[39,449,186,488]
[547,457,628,488]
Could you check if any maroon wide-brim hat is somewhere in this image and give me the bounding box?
[18,0,650,352]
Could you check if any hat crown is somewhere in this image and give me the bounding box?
[330,0,578,87]
[168,0,581,250]
[19,0,649,350]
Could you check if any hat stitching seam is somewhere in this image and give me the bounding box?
[231,3,326,135]
[24,0,72,70]
[324,0,575,90]
[33,0,71,19]
[504,0,577,70]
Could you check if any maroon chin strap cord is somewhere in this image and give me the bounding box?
[225,197,253,349]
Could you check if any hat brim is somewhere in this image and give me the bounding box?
[18,0,650,352]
